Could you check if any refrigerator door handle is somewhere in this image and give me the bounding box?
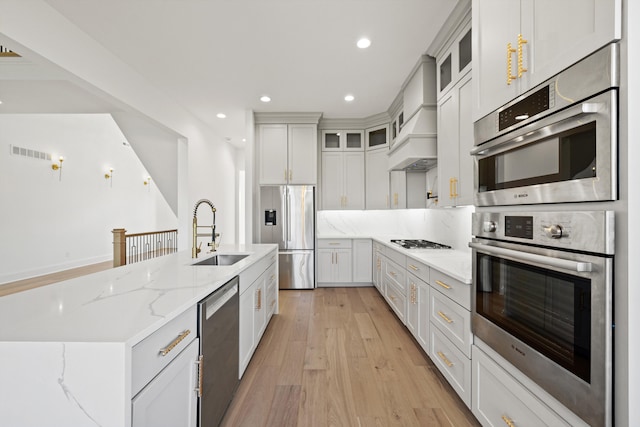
[286,189,292,243]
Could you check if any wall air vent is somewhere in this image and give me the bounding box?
[10,145,52,161]
[0,45,21,57]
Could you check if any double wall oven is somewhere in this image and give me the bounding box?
[471,44,618,427]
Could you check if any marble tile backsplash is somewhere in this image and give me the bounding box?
[317,206,474,251]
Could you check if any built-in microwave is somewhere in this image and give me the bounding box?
[472,43,618,206]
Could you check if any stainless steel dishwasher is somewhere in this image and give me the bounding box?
[198,276,239,427]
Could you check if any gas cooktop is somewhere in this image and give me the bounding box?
[390,239,451,249]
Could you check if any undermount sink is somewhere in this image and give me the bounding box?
[192,254,249,266]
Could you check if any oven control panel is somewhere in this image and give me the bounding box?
[472,211,614,255]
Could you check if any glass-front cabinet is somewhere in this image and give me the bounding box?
[437,24,472,99]
[322,130,364,151]
[366,124,389,150]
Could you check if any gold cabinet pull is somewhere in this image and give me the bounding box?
[289,169,292,181]
[393,193,398,206]
[256,288,262,310]
[507,42,517,85]
[517,34,528,78]
[410,283,417,304]
[435,280,451,290]
[328,242,340,245]
[389,294,396,302]
[451,177,458,198]
[501,415,516,427]
[437,311,454,324]
[389,271,397,277]
[196,355,204,397]
[437,351,454,367]
[408,264,419,271]
[159,329,191,356]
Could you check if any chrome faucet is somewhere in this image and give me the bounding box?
[192,199,218,258]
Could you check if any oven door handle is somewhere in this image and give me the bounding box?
[470,101,601,157]
[469,242,593,273]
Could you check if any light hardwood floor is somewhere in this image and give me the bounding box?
[222,287,480,427]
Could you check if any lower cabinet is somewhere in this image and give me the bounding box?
[406,273,430,354]
[472,345,579,427]
[239,252,278,377]
[431,326,471,407]
[318,239,373,286]
[132,339,199,427]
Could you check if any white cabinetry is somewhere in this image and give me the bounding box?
[472,0,621,121]
[472,345,585,427]
[352,239,373,283]
[132,339,199,427]
[365,148,390,209]
[389,171,406,209]
[437,24,472,98]
[365,124,389,151]
[372,241,384,292]
[317,239,352,284]
[406,272,430,354]
[321,151,365,210]
[239,251,278,377]
[438,72,473,207]
[258,123,317,185]
[131,306,199,427]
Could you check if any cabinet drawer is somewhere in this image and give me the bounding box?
[384,258,406,294]
[385,246,406,267]
[239,250,277,294]
[406,258,430,285]
[430,290,471,357]
[430,326,471,407]
[472,345,572,427]
[318,239,352,249]
[384,277,406,324]
[132,305,197,396]
[430,268,470,309]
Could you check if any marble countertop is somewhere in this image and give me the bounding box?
[318,234,472,284]
[0,243,278,345]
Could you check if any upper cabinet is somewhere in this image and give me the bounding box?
[322,130,364,152]
[258,123,318,185]
[472,0,621,121]
[366,124,389,151]
[437,25,472,99]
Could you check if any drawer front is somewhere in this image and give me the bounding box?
[430,326,471,407]
[384,277,406,323]
[318,239,352,249]
[373,241,385,254]
[385,246,406,267]
[430,268,470,309]
[406,258,430,284]
[430,290,471,357]
[132,305,197,396]
[472,346,572,427]
[384,258,406,294]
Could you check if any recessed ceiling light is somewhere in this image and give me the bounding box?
[260,95,271,103]
[344,94,355,102]
[216,113,226,119]
[357,38,371,49]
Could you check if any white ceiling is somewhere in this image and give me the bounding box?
[2,0,460,145]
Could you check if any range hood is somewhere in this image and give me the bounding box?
[388,106,437,171]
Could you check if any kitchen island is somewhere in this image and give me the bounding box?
[0,243,278,427]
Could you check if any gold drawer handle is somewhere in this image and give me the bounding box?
[389,295,396,302]
[328,242,340,245]
[437,351,454,367]
[270,274,275,281]
[437,311,453,324]
[408,264,419,271]
[502,415,516,427]
[435,280,451,290]
[390,271,397,277]
[159,329,191,356]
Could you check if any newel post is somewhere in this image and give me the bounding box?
[112,228,127,267]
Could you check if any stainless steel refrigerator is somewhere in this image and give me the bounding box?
[260,186,315,289]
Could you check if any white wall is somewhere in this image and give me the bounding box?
[0,114,177,283]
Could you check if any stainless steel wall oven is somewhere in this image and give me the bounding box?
[472,43,618,206]
[471,211,614,426]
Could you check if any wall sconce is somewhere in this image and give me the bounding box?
[51,156,64,181]
[104,168,114,187]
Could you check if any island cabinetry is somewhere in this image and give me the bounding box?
[239,250,278,377]
[472,0,621,121]
[317,239,352,284]
[258,123,317,185]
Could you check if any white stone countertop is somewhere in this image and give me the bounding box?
[0,243,278,345]
[318,234,472,284]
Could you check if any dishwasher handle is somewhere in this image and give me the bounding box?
[203,277,238,320]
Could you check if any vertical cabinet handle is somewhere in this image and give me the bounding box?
[506,42,517,85]
[195,355,204,397]
[256,288,262,310]
[517,34,528,78]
